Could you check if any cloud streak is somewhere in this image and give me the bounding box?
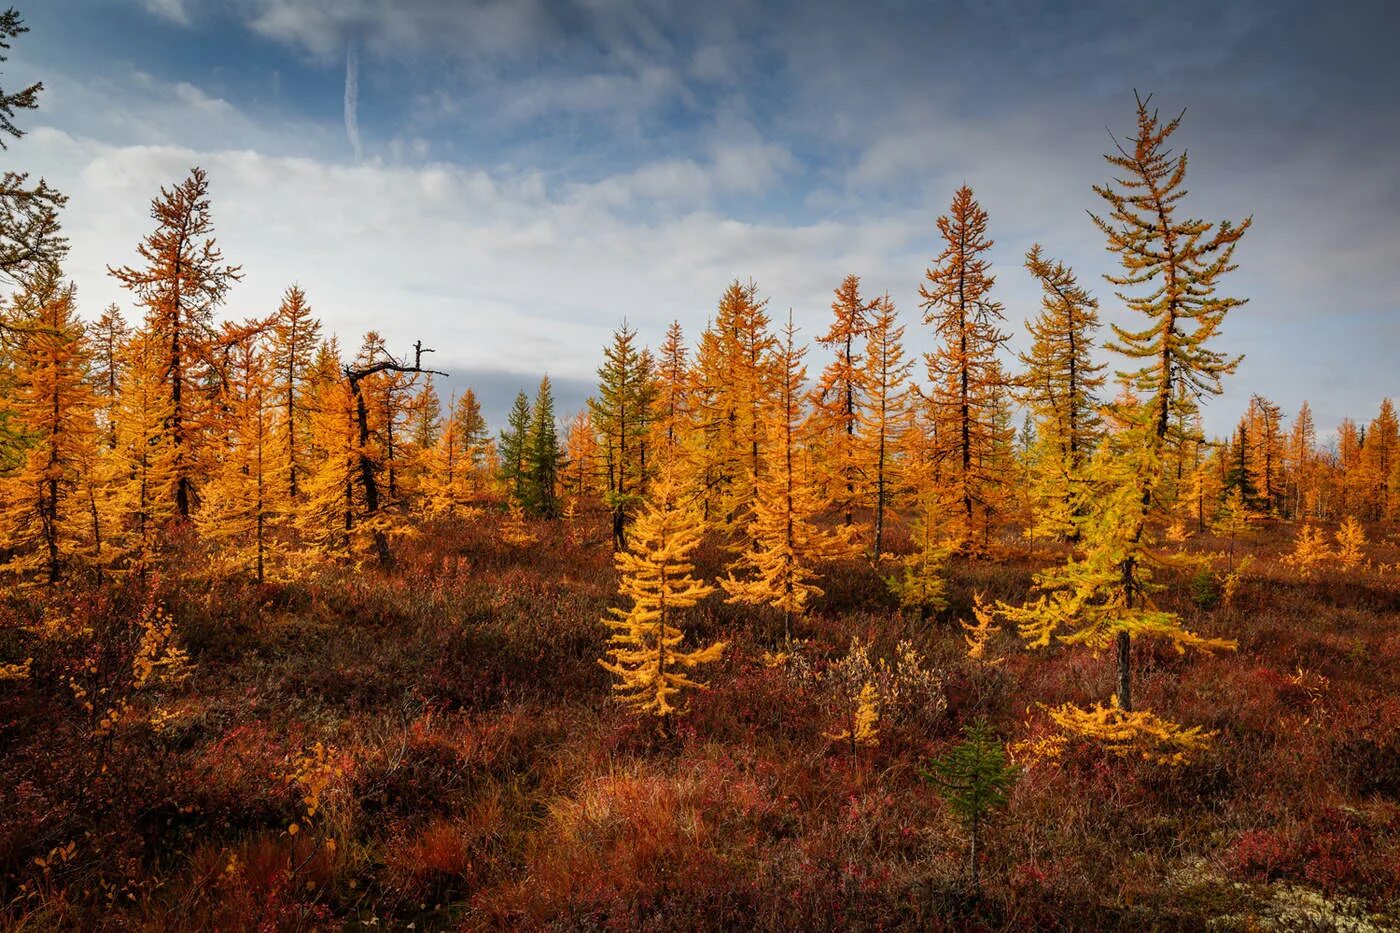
[344,39,362,161]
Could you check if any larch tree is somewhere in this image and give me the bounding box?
[561,409,601,516]
[920,185,1012,550]
[0,272,96,583]
[299,339,360,559]
[1286,401,1317,519]
[812,274,874,530]
[1005,93,1249,723]
[89,304,128,451]
[197,325,275,583]
[723,314,850,641]
[690,280,779,537]
[108,166,242,519]
[856,294,913,557]
[591,322,653,548]
[599,468,725,731]
[108,328,175,566]
[1246,394,1284,515]
[0,8,67,286]
[268,284,321,502]
[1360,399,1398,521]
[420,388,488,519]
[653,320,690,458]
[1017,245,1105,543]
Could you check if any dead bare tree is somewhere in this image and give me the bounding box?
[343,340,447,566]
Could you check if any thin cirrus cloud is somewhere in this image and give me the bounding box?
[14,0,1400,432]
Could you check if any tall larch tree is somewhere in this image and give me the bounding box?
[299,340,360,560]
[599,469,725,732]
[1361,399,1398,521]
[1286,401,1317,519]
[920,185,1011,550]
[109,329,175,565]
[857,294,913,557]
[1017,245,1105,542]
[268,284,321,503]
[108,167,242,519]
[0,273,96,583]
[723,314,850,641]
[197,326,274,583]
[812,274,874,529]
[561,409,601,516]
[1246,394,1284,515]
[1006,93,1250,719]
[691,280,779,538]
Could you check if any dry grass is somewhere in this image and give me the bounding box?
[1,511,1399,929]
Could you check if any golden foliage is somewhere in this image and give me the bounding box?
[962,594,1002,665]
[500,498,538,548]
[1335,516,1366,569]
[1017,696,1215,766]
[1284,523,1332,577]
[599,471,725,720]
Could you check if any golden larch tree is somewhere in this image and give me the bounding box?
[0,273,97,583]
[1016,245,1105,543]
[920,185,1011,550]
[268,284,321,503]
[197,325,276,582]
[856,294,913,557]
[812,273,874,530]
[599,468,724,728]
[723,314,850,640]
[690,280,779,537]
[108,166,242,519]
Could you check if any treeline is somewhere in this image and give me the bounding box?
[0,5,1395,595]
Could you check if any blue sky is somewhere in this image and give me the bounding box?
[10,0,1399,436]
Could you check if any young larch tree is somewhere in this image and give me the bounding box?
[920,185,1011,550]
[108,329,176,567]
[108,167,242,519]
[1286,401,1317,519]
[561,409,601,517]
[599,468,724,731]
[1360,399,1398,521]
[299,340,360,560]
[653,320,691,458]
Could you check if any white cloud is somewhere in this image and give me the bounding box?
[142,0,189,25]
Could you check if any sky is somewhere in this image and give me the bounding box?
[8,0,1399,438]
